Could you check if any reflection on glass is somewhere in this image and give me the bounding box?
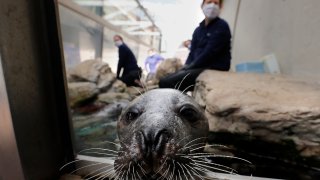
[58,1,157,157]
[60,5,103,68]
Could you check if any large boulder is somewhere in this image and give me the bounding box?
[68,59,112,83]
[68,82,99,108]
[155,58,183,83]
[194,70,320,176]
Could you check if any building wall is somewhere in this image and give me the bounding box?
[221,0,320,80]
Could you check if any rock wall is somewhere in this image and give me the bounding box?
[194,70,320,177]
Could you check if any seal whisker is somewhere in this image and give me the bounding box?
[70,163,104,174]
[97,167,116,180]
[193,166,220,180]
[137,163,147,177]
[185,164,205,180]
[192,162,237,175]
[160,164,171,180]
[132,86,144,97]
[111,164,125,180]
[177,73,191,90]
[71,162,110,175]
[154,157,168,175]
[181,163,195,180]
[177,162,188,180]
[182,142,206,151]
[86,164,114,180]
[174,81,180,90]
[82,152,118,157]
[114,166,126,180]
[181,84,194,94]
[189,144,230,152]
[132,164,137,180]
[135,170,142,180]
[59,159,83,171]
[183,137,208,149]
[127,162,132,180]
[176,135,192,146]
[168,160,176,180]
[118,140,130,150]
[138,73,148,93]
[101,141,121,147]
[182,154,252,164]
[119,171,126,180]
[79,148,121,154]
[192,159,238,173]
[177,165,182,180]
[83,163,114,178]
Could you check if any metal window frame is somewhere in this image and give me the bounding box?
[0,0,74,179]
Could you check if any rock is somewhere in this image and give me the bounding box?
[155,58,183,83]
[107,80,127,93]
[68,82,99,108]
[127,86,145,97]
[98,92,131,104]
[95,100,129,118]
[69,59,112,83]
[97,73,116,91]
[194,70,320,159]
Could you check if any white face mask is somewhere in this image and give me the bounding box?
[202,3,220,20]
[114,40,123,47]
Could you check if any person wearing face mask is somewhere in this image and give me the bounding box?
[113,35,142,87]
[144,48,164,82]
[159,0,231,91]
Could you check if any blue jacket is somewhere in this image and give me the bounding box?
[117,43,140,78]
[185,17,231,71]
[144,54,164,73]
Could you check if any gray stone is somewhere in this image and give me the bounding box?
[107,80,127,93]
[97,73,116,91]
[194,70,320,157]
[68,82,99,108]
[155,58,183,83]
[69,59,112,83]
[127,86,145,97]
[98,92,131,104]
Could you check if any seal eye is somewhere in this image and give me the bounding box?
[179,105,199,123]
[125,111,139,122]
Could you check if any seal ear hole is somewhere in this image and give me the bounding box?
[179,105,199,123]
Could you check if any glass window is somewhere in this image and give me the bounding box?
[58,0,158,156]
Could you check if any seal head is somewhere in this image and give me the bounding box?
[115,89,209,179]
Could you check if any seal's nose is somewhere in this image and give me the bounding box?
[140,129,170,159]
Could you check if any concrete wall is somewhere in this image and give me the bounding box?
[221,0,320,81]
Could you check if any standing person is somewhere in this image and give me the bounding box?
[144,48,164,82]
[159,0,231,92]
[114,35,142,87]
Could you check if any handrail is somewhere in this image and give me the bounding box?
[58,0,151,47]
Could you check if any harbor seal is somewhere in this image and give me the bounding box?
[114,89,209,179]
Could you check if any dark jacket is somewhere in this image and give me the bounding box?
[185,17,231,71]
[116,43,140,78]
